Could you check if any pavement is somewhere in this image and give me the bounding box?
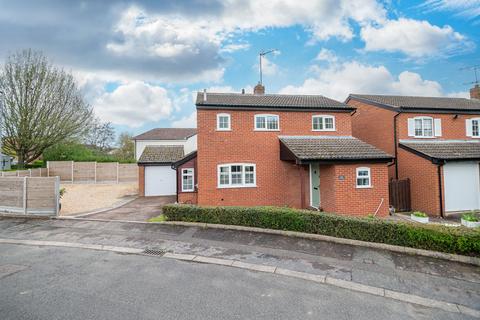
[0,217,479,314]
[2,243,472,320]
[77,196,176,221]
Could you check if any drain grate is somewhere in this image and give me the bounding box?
[142,248,166,256]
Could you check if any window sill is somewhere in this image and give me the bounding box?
[412,136,436,139]
[254,129,280,132]
[216,129,231,131]
[181,190,195,193]
[217,185,257,189]
[356,186,372,189]
[312,129,336,132]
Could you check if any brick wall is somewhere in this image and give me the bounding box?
[177,157,198,204]
[397,147,442,215]
[320,163,390,216]
[197,109,353,208]
[138,165,145,197]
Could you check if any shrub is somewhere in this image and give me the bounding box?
[462,212,479,222]
[412,211,428,218]
[161,205,480,256]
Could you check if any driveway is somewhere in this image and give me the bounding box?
[78,196,176,221]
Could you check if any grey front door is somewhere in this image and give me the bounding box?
[310,163,320,208]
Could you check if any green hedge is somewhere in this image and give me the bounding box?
[162,205,480,256]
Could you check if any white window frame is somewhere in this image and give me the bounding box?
[217,163,256,188]
[254,114,280,131]
[413,116,435,138]
[181,168,195,192]
[216,113,231,131]
[312,115,336,131]
[356,167,371,188]
[468,118,480,138]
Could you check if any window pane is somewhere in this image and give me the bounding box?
[357,178,370,186]
[313,117,323,130]
[183,175,193,190]
[267,116,278,130]
[245,166,255,184]
[473,120,479,136]
[256,116,266,129]
[414,119,423,136]
[358,170,368,176]
[423,119,433,136]
[324,117,334,129]
[219,116,229,129]
[231,165,243,185]
[219,166,229,185]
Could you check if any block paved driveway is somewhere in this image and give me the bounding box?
[78,196,176,221]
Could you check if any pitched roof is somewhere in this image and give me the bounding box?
[196,92,354,111]
[399,140,480,162]
[138,145,184,164]
[348,94,480,112]
[279,136,393,162]
[133,128,197,141]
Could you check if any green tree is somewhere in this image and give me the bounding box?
[114,132,135,161]
[0,50,92,168]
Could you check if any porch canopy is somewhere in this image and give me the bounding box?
[399,140,480,164]
[279,136,393,164]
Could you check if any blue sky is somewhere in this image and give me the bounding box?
[0,0,479,136]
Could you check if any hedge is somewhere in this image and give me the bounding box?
[161,205,480,256]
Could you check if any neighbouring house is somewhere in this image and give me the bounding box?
[176,85,392,216]
[346,85,480,216]
[134,128,197,197]
[0,153,12,171]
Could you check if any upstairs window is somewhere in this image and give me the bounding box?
[218,163,256,188]
[181,168,194,192]
[467,118,480,138]
[216,113,231,131]
[408,117,441,138]
[356,167,371,188]
[312,115,335,131]
[255,114,279,131]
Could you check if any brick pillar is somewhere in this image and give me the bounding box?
[138,166,145,197]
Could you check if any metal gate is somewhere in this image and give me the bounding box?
[389,178,411,212]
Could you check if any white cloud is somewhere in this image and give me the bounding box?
[220,43,251,53]
[256,56,279,77]
[172,112,197,128]
[361,18,472,57]
[93,81,173,128]
[315,48,338,63]
[418,1,480,21]
[279,61,443,101]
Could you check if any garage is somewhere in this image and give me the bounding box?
[444,161,480,212]
[137,145,186,197]
[145,166,177,196]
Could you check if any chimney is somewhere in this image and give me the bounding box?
[470,84,480,100]
[254,83,265,95]
[241,88,245,94]
[203,89,207,102]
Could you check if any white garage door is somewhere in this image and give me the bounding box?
[444,161,480,212]
[145,166,177,196]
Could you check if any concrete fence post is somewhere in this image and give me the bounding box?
[116,162,119,184]
[55,176,60,216]
[47,161,50,177]
[71,161,74,183]
[28,169,32,177]
[94,162,97,184]
[23,176,28,214]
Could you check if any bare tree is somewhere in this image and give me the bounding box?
[83,117,115,151]
[0,50,92,168]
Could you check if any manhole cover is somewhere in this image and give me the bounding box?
[142,249,166,256]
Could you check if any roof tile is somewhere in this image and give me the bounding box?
[133,128,197,141]
[400,140,480,160]
[138,145,184,163]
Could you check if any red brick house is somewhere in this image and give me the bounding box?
[347,87,480,216]
[171,86,393,216]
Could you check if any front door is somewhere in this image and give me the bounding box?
[310,163,320,208]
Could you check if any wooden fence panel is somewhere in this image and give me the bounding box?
[118,164,138,182]
[96,162,117,182]
[48,161,73,181]
[0,177,23,208]
[73,162,96,182]
[0,177,58,215]
[16,170,30,177]
[1,171,17,177]
[389,178,411,212]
